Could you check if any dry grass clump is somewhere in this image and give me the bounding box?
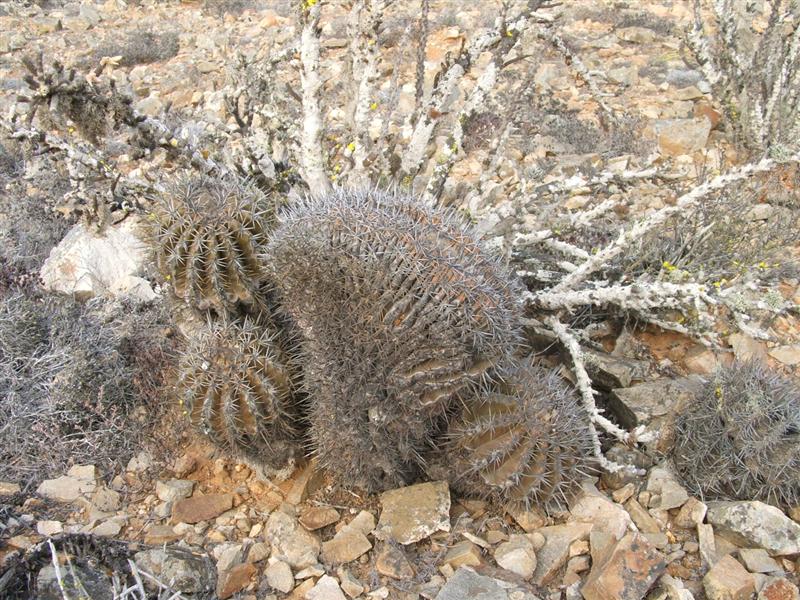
[93,28,180,68]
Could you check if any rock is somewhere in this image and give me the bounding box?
[127,451,153,473]
[307,575,347,600]
[608,378,703,452]
[531,523,593,585]
[144,524,181,545]
[156,479,195,503]
[434,567,509,600]
[171,493,233,524]
[570,486,632,539]
[265,559,294,593]
[321,529,372,565]
[40,219,156,302]
[759,577,800,600]
[37,520,63,536]
[0,481,21,495]
[247,542,270,563]
[91,486,121,512]
[698,523,717,567]
[625,499,661,534]
[583,348,649,389]
[738,548,782,574]
[444,540,483,568]
[703,555,755,600]
[769,345,800,366]
[506,505,547,533]
[172,454,196,477]
[134,547,215,595]
[300,506,340,531]
[617,26,657,44]
[656,118,712,157]
[91,519,123,537]
[658,574,696,600]
[376,481,450,544]
[217,562,256,600]
[707,501,800,556]
[494,534,537,579]
[612,483,636,505]
[646,467,689,510]
[37,476,94,503]
[215,543,244,573]
[265,510,321,569]
[285,460,325,505]
[343,510,375,536]
[68,465,97,480]
[581,532,667,600]
[675,498,708,529]
[32,17,61,35]
[376,543,415,579]
[337,568,364,598]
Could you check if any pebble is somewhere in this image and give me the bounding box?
[265,510,321,569]
[444,540,482,569]
[531,523,593,586]
[300,506,341,531]
[265,559,294,594]
[376,481,450,544]
[156,479,195,503]
[494,534,537,579]
[171,493,233,524]
[306,575,347,600]
[375,543,415,579]
[217,562,256,600]
[738,548,782,574]
[36,520,63,536]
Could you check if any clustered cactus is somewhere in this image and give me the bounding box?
[154,184,596,505]
[674,361,800,508]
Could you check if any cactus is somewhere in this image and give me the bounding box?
[433,361,596,509]
[674,361,800,508]
[152,174,278,315]
[266,189,523,490]
[176,315,304,471]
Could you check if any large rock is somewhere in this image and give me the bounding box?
[531,523,593,585]
[40,219,155,302]
[703,555,755,600]
[494,534,536,579]
[582,532,667,600]
[265,510,321,569]
[307,575,347,600]
[608,377,704,452]
[171,494,233,524]
[707,501,800,556]
[376,481,450,544]
[570,486,632,539]
[36,475,95,503]
[655,118,712,157]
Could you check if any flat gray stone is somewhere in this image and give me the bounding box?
[707,501,800,556]
[434,568,508,600]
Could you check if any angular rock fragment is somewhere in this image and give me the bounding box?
[582,532,667,600]
[376,481,450,544]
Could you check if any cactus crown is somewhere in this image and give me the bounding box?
[674,361,800,508]
[152,174,278,315]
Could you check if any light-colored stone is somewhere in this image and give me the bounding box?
[582,532,667,600]
[92,486,121,512]
[321,529,372,564]
[611,483,636,504]
[156,479,195,503]
[300,506,340,531]
[376,543,414,579]
[494,535,536,579]
[434,567,509,600]
[247,542,270,562]
[40,219,156,302]
[215,543,244,573]
[739,548,782,574]
[91,519,123,537]
[266,510,321,569]
[37,520,63,536]
[0,481,21,495]
[698,523,717,567]
[265,560,294,594]
[647,467,689,510]
[707,501,800,556]
[377,481,450,544]
[506,505,547,533]
[337,568,364,598]
[768,345,800,366]
[625,498,661,534]
[306,575,347,600]
[444,541,482,569]
[67,465,97,480]
[37,476,94,503]
[655,118,712,157]
[703,555,755,600]
[531,523,593,585]
[217,562,256,600]
[570,487,631,539]
[675,498,708,529]
[144,524,181,545]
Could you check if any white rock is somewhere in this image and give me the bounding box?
[36,476,94,503]
[306,574,347,600]
[494,535,537,578]
[707,501,800,556]
[265,510,321,569]
[37,520,63,536]
[376,481,450,544]
[265,559,293,593]
[40,219,155,302]
[215,543,244,573]
[156,479,195,503]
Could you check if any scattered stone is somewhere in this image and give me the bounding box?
[134,547,215,595]
[707,501,800,556]
[728,333,769,363]
[571,487,632,539]
[37,520,63,536]
[655,118,712,157]
[612,483,636,504]
[172,493,233,524]
[376,543,415,579]
[300,506,340,531]
[506,505,547,533]
[343,510,376,536]
[759,577,800,600]
[172,454,197,477]
[285,460,325,505]
[322,529,372,565]
[675,497,708,529]
[444,540,483,569]
[739,548,782,574]
[434,567,509,600]
[291,579,316,598]
[494,534,537,579]
[376,481,450,544]
[156,479,195,503]
[337,568,365,598]
[265,510,321,569]
[625,498,661,534]
[91,519,123,537]
[265,560,294,594]
[217,562,256,600]
[583,348,649,389]
[698,523,717,567]
[307,575,347,600]
[487,530,509,545]
[215,543,244,573]
[247,542,270,562]
[531,523,593,585]
[91,486,121,512]
[36,475,94,503]
[582,532,667,600]
[768,345,800,366]
[462,532,491,549]
[564,555,591,587]
[0,482,21,495]
[647,467,689,510]
[295,564,325,579]
[703,555,755,600]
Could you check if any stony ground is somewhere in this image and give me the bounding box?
[0,0,799,599]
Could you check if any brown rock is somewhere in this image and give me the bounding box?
[376,481,450,544]
[321,529,372,565]
[286,460,325,505]
[759,577,800,600]
[703,555,755,600]
[506,505,547,533]
[375,543,414,579]
[531,523,593,585]
[625,498,661,534]
[300,506,340,531]
[656,118,712,157]
[143,524,181,545]
[444,541,482,569]
[171,494,233,524]
[581,532,667,600]
[217,563,256,600]
[675,497,708,529]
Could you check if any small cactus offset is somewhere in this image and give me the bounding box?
[176,316,304,471]
[674,361,800,508]
[152,174,278,315]
[436,361,596,509]
[266,189,523,490]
